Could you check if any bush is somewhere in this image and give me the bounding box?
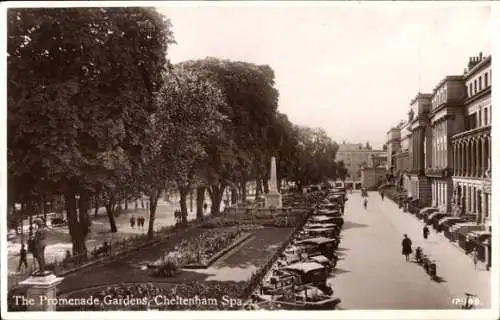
[152,261,180,278]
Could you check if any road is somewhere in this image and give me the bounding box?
[334,191,490,310]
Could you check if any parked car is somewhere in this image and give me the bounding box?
[424,211,442,224]
[417,207,438,220]
[438,217,467,233]
[431,213,451,230]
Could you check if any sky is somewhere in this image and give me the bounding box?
[157,3,491,149]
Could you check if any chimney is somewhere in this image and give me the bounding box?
[479,52,483,60]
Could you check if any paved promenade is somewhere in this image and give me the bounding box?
[334,191,490,309]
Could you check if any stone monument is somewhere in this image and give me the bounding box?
[19,219,64,311]
[264,156,282,208]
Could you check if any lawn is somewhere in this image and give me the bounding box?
[58,226,294,296]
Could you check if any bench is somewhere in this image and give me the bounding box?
[92,242,111,258]
[62,254,87,269]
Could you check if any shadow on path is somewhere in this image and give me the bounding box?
[333,267,351,275]
[342,221,369,231]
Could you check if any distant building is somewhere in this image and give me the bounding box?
[407,92,433,206]
[337,142,385,181]
[361,153,388,189]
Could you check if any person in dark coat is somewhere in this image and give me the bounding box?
[423,225,430,239]
[17,242,28,272]
[401,234,413,261]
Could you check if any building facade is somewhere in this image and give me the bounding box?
[450,54,491,228]
[407,93,433,206]
[426,75,467,213]
[336,143,385,181]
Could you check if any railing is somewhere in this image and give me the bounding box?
[8,220,206,290]
[425,167,453,178]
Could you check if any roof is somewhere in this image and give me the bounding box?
[311,216,335,222]
[432,75,464,93]
[316,209,340,215]
[309,255,329,264]
[296,237,337,245]
[305,223,338,229]
[305,227,336,233]
[450,222,481,232]
[282,262,325,273]
[464,55,491,79]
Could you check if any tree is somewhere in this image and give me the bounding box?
[178,58,279,213]
[8,7,174,254]
[154,66,227,225]
[336,160,348,182]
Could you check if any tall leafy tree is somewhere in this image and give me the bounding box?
[145,66,227,230]
[7,7,174,254]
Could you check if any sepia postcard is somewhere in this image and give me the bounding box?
[1,1,498,320]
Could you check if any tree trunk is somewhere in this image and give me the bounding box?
[124,199,128,211]
[147,189,161,239]
[240,181,247,202]
[263,179,269,193]
[256,179,262,197]
[65,190,87,256]
[208,184,225,215]
[196,186,205,220]
[94,195,99,217]
[105,204,118,233]
[179,186,189,225]
[231,188,237,205]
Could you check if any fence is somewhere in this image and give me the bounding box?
[8,219,206,290]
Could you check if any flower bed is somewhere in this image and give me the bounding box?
[201,210,308,229]
[158,225,260,268]
[57,281,244,311]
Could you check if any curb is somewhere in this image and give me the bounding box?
[58,239,162,277]
[183,232,255,269]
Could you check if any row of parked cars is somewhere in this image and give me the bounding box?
[245,189,346,310]
[416,207,491,265]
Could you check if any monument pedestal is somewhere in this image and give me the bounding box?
[19,273,64,311]
[264,192,282,208]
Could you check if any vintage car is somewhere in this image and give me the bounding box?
[303,227,339,239]
[281,261,330,285]
[417,207,439,220]
[430,213,452,230]
[294,237,339,258]
[255,284,341,310]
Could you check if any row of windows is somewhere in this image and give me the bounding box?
[432,87,447,107]
[468,70,491,98]
[465,106,491,130]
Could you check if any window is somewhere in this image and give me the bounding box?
[469,84,473,97]
[484,108,488,125]
[478,76,482,90]
[474,79,477,93]
[485,72,489,87]
[478,109,482,127]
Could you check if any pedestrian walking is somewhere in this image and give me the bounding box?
[130,215,136,228]
[17,242,28,273]
[471,248,479,269]
[381,192,385,200]
[423,225,430,239]
[363,199,367,210]
[401,234,413,261]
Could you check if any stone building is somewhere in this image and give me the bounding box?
[426,75,468,213]
[407,93,433,206]
[450,53,491,228]
[361,153,388,189]
[336,142,385,181]
[386,125,402,169]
